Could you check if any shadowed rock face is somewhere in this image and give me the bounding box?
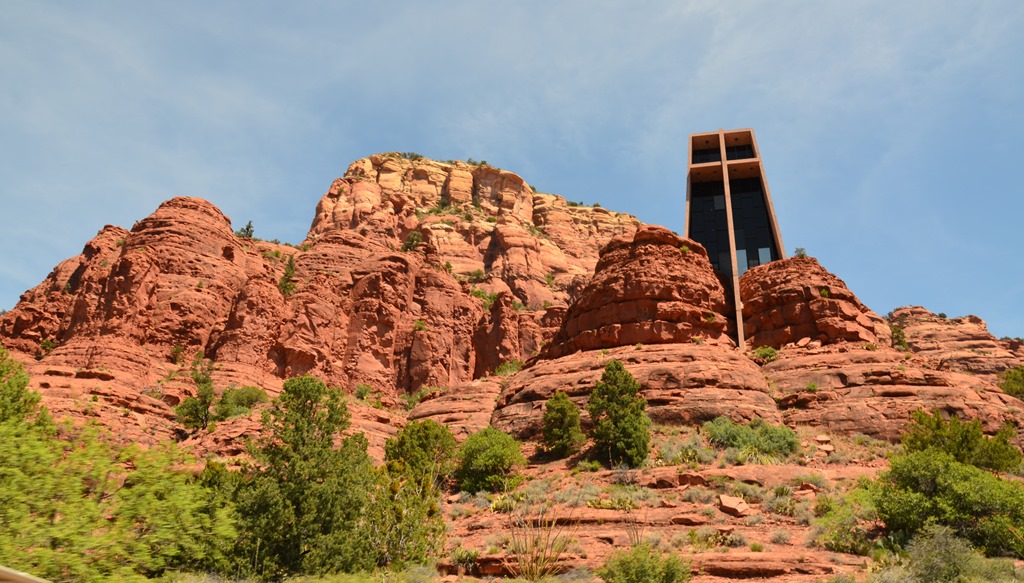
[740,256,891,348]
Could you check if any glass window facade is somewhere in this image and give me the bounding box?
[729,178,778,274]
[689,181,730,274]
[692,148,721,164]
[725,144,755,160]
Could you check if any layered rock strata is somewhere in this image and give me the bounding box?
[740,257,891,348]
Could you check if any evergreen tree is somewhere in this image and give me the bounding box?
[456,427,526,493]
[586,360,651,468]
[175,351,215,429]
[233,375,376,579]
[542,390,585,457]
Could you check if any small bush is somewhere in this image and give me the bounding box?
[656,433,715,466]
[901,409,1022,472]
[494,359,523,377]
[401,231,423,252]
[811,486,876,556]
[467,269,487,283]
[354,383,372,400]
[456,427,526,493]
[891,325,910,351]
[213,385,268,420]
[701,417,799,464]
[794,247,807,258]
[542,391,585,457]
[234,220,254,239]
[412,319,427,332]
[769,530,791,544]
[278,254,297,296]
[384,419,457,485]
[597,543,690,583]
[998,365,1024,399]
[752,345,778,363]
[576,460,602,472]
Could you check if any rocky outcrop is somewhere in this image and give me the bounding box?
[492,343,780,439]
[542,226,733,359]
[767,345,1023,440]
[889,306,1023,375]
[740,257,891,348]
[0,155,639,454]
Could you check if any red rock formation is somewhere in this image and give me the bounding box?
[0,155,638,454]
[740,257,891,348]
[542,225,734,359]
[889,306,1023,375]
[767,345,1023,440]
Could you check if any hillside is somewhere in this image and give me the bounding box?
[2,153,1023,581]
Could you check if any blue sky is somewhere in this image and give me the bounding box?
[2,1,1022,338]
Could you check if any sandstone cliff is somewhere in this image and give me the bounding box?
[1,154,1021,459]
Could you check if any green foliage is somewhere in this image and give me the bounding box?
[0,350,234,580]
[235,220,254,239]
[819,288,830,298]
[872,449,1024,558]
[811,486,877,555]
[467,268,487,283]
[998,365,1024,399]
[401,230,423,252]
[212,385,268,421]
[656,433,715,466]
[794,247,808,258]
[278,254,297,296]
[175,352,216,430]
[542,391,585,457]
[169,344,186,365]
[412,319,427,332]
[597,543,690,583]
[494,359,524,376]
[702,416,799,464]
[384,419,457,487]
[355,383,372,400]
[471,288,498,310]
[901,409,1022,472]
[0,344,41,425]
[400,386,434,410]
[874,524,1023,582]
[586,360,651,468]
[752,345,778,363]
[891,325,910,351]
[234,375,378,579]
[545,272,556,287]
[455,426,526,493]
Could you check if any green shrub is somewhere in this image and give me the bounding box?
[891,325,910,351]
[701,416,799,464]
[412,319,427,332]
[656,433,715,466]
[494,359,523,376]
[998,365,1024,399]
[586,361,651,468]
[471,288,499,310]
[901,409,1022,472]
[576,459,602,472]
[401,231,423,252]
[811,485,876,555]
[384,419,457,486]
[456,427,526,493]
[354,383,372,400]
[213,385,268,421]
[794,247,807,258]
[597,543,690,583]
[235,220,254,239]
[467,269,486,283]
[175,352,216,430]
[873,449,1024,558]
[278,254,297,296]
[752,345,778,363]
[542,391,585,457]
